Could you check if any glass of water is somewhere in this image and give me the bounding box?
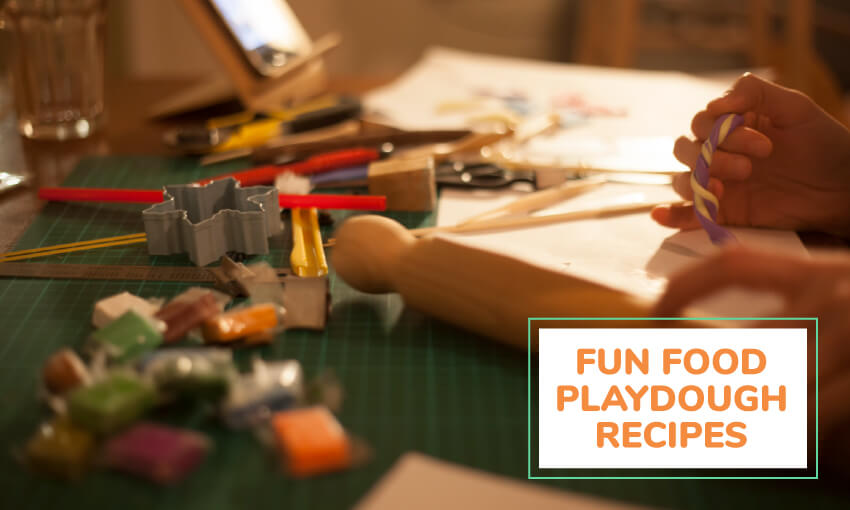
[1,0,106,140]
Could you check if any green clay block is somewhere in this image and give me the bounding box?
[68,373,157,434]
[25,418,95,479]
[90,310,163,363]
[143,349,235,400]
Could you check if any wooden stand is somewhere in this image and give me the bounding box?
[156,0,340,116]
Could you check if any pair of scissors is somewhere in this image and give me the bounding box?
[435,161,538,189]
[308,160,539,190]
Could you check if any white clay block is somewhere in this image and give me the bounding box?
[92,291,161,328]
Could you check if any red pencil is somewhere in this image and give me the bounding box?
[196,147,380,187]
[38,187,386,211]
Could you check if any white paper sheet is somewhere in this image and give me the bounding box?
[355,452,654,510]
[372,47,806,317]
[366,47,731,173]
[437,184,809,318]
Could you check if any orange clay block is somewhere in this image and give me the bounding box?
[271,406,351,477]
[43,348,90,394]
[202,303,278,343]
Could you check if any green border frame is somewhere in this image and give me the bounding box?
[527,317,818,480]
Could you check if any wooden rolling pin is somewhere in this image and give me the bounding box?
[331,215,653,350]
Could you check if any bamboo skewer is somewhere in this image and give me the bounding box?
[456,177,606,226]
[1,233,148,262]
[410,200,678,237]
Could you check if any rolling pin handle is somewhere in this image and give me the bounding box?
[331,215,413,294]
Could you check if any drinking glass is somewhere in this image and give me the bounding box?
[1,0,106,140]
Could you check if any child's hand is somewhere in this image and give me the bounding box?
[652,73,850,237]
[653,247,850,440]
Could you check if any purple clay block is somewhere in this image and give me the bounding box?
[102,422,210,484]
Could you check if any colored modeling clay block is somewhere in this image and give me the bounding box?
[25,418,95,479]
[92,291,160,328]
[140,348,235,400]
[155,292,222,343]
[67,373,157,434]
[90,310,164,362]
[102,422,209,484]
[271,406,351,477]
[42,348,90,394]
[221,359,303,429]
[202,303,278,343]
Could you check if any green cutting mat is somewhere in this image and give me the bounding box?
[0,156,845,509]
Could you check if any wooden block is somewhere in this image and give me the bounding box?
[367,157,436,211]
[282,276,330,330]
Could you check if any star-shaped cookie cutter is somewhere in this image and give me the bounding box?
[142,178,283,266]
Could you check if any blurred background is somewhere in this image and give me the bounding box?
[38,0,838,126]
[2,0,850,246]
[2,0,850,117]
[100,0,850,96]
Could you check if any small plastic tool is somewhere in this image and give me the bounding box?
[42,348,91,394]
[24,418,95,479]
[102,422,210,485]
[90,310,165,363]
[164,96,362,154]
[290,207,328,277]
[270,406,351,477]
[67,373,157,434]
[202,303,280,343]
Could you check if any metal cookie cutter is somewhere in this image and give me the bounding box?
[142,178,283,266]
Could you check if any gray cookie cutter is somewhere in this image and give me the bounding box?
[142,177,283,266]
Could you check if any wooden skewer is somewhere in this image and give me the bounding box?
[490,154,687,176]
[396,129,513,162]
[0,233,149,262]
[456,177,606,226]
[323,200,681,245]
[410,200,679,237]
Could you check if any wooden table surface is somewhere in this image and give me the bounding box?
[0,75,393,252]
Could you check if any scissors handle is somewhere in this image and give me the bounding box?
[436,162,536,188]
